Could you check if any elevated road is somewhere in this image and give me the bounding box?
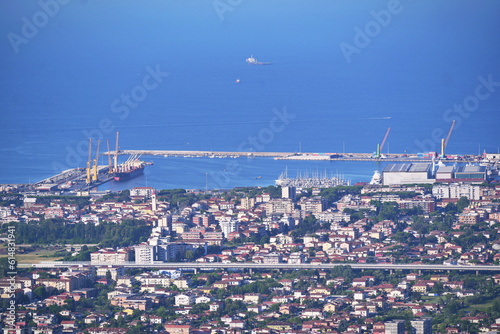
[18,261,500,272]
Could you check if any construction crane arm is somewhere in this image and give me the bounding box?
[380,127,391,152]
[444,120,456,146]
[86,138,93,184]
[92,140,101,181]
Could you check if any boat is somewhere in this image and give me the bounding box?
[113,163,144,181]
[275,168,350,188]
[111,132,147,182]
[246,55,272,65]
[369,170,381,185]
[112,154,146,182]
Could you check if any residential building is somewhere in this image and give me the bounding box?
[411,318,433,334]
[385,320,405,334]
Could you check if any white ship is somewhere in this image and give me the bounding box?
[246,55,271,65]
[369,170,381,185]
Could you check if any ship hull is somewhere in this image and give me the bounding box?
[113,166,144,181]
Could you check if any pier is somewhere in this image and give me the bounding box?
[21,147,495,195]
[33,166,113,193]
[103,149,444,162]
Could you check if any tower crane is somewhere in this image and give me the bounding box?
[375,127,391,158]
[92,140,101,182]
[85,138,93,184]
[114,131,119,173]
[106,139,113,174]
[440,120,456,158]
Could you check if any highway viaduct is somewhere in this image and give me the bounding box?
[18,262,500,275]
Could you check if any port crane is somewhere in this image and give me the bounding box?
[440,120,456,158]
[374,127,391,158]
[106,139,113,174]
[113,131,120,173]
[92,140,101,182]
[85,138,93,184]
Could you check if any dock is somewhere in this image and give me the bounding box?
[103,149,440,162]
[34,166,113,193]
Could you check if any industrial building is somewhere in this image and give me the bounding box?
[383,163,487,186]
[382,163,433,186]
[454,165,487,181]
[436,164,486,182]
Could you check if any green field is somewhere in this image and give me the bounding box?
[0,246,65,264]
[467,296,500,312]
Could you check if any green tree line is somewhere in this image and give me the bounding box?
[4,219,151,247]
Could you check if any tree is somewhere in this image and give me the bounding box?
[63,298,75,311]
[0,258,10,278]
[457,196,470,213]
[185,250,195,261]
[190,303,209,314]
[33,286,49,300]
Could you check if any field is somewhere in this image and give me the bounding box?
[467,295,500,312]
[0,245,65,264]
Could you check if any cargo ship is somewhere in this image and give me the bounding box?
[113,161,145,181]
[246,55,271,65]
[111,132,147,182]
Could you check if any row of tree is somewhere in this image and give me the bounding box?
[4,219,151,247]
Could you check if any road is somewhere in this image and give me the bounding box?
[18,261,500,272]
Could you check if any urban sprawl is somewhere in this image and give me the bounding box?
[1,161,500,334]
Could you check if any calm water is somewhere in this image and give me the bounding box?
[1,0,499,190]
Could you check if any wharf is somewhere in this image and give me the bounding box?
[103,150,438,162]
[34,166,113,193]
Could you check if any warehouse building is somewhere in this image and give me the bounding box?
[382,163,434,186]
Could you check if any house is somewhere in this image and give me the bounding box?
[195,295,212,304]
[301,309,323,319]
[352,277,368,288]
[164,325,191,334]
[244,293,261,304]
[209,301,224,312]
[229,320,245,329]
[267,321,293,331]
[175,293,195,306]
[412,282,429,293]
[84,313,106,324]
[406,273,419,281]
[85,329,128,334]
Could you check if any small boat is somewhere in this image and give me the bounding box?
[246,55,271,65]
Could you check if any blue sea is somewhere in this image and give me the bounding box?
[1,0,499,190]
